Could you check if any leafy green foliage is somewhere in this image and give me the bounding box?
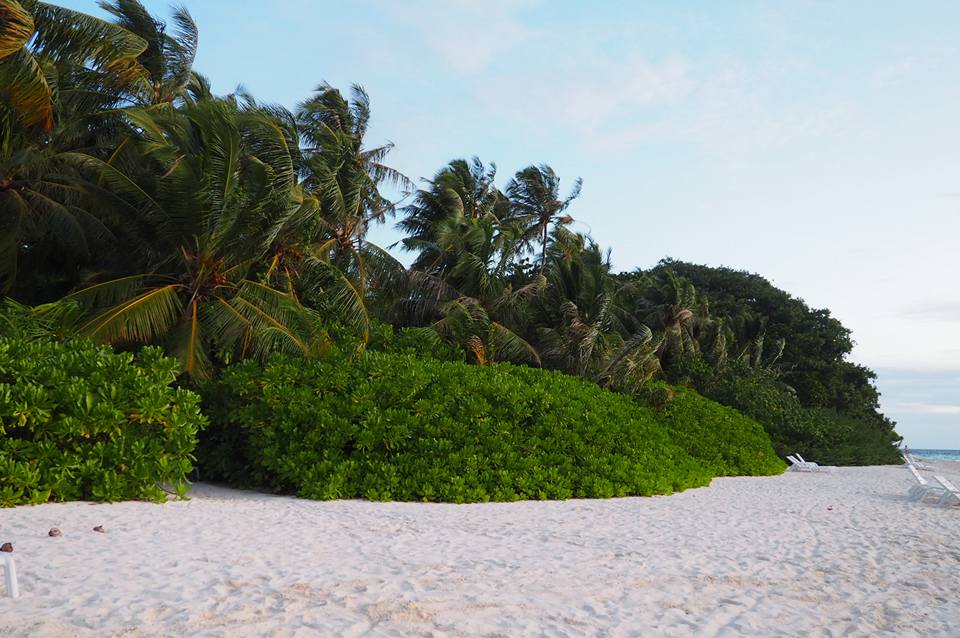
[650,260,883,415]
[802,408,904,466]
[199,352,714,503]
[637,382,786,476]
[368,323,465,362]
[1,0,902,478]
[666,354,901,465]
[0,336,204,506]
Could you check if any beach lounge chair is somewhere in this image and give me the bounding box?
[906,465,947,502]
[905,453,932,470]
[786,455,816,472]
[933,476,960,506]
[796,453,833,473]
[0,553,18,598]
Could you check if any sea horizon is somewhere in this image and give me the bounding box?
[908,448,960,461]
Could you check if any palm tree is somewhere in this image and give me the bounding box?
[399,157,509,272]
[0,0,147,131]
[97,0,199,106]
[406,212,541,365]
[289,84,412,329]
[534,230,659,386]
[1,2,149,295]
[297,82,412,227]
[633,270,704,366]
[64,98,324,377]
[277,130,407,334]
[0,126,117,296]
[506,164,582,271]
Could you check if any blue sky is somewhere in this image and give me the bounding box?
[62,0,960,447]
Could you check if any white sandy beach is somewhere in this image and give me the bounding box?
[1,462,958,637]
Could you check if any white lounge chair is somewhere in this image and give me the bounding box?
[933,476,960,506]
[0,553,18,598]
[905,453,933,470]
[786,455,816,472]
[906,464,947,502]
[796,453,833,473]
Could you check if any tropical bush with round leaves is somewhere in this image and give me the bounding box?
[199,352,713,503]
[0,336,204,506]
[637,382,785,477]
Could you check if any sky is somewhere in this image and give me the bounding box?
[61,0,960,448]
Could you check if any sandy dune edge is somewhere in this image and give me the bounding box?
[1,462,958,637]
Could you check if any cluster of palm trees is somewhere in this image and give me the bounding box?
[1,0,784,389]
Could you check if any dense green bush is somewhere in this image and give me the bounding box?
[803,409,903,466]
[200,352,714,502]
[0,337,204,506]
[666,354,901,465]
[637,382,785,476]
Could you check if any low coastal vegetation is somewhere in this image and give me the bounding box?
[0,335,203,506]
[637,383,786,477]
[0,1,900,505]
[199,352,782,503]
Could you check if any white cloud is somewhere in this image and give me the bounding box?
[890,402,960,416]
[899,301,960,322]
[872,46,957,87]
[472,48,856,157]
[475,51,693,143]
[382,0,538,74]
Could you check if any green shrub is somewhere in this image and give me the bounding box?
[803,409,903,466]
[638,382,785,476]
[666,354,901,465]
[0,337,204,506]
[199,352,713,503]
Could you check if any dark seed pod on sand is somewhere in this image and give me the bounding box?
[0,542,12,553]
[93,526,105,533]
[48,528,62,537]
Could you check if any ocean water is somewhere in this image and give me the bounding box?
[909,449,960,461]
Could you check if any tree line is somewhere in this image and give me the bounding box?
[0,0,901,463]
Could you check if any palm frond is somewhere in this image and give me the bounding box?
[165,296,211,377]
[296,256,370,340]
[489,321,540,366]
[76,282,183,344]
[0,1,34,60]
[0,49,54,129]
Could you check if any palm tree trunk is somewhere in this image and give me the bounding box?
[540,222,548,271]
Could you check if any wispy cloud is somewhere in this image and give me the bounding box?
[898,301,960,322]
[890,402,960,415]
[470,45,856,156]
[871,46,957,87]
[479,53,692,137]
[382,0,539,74]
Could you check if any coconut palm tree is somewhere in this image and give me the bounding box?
[633,270,704,366]
[399,157,510,272]
[64,98,325,377]
[97,0,199,106]
[534,230,659,386]
[506,164,582,271]
[405,211,541,365]
[283,127,407,333]
[0,0,147,131]
[1,1,150,295]
[297,82,412,227]
[0,126,118,296]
